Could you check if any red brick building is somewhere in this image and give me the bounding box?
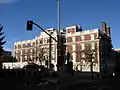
[66,22,114,75]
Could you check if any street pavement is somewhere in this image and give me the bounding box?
[1,71,119,90]
[0,71,97,90]
[39,71,99,90]
[42,72,120,90]
[67,76,120,90]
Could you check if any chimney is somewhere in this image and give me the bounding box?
[79,26,82,31]
[102,22,107,33]
[106,26,111,36]
[76,26,82,32]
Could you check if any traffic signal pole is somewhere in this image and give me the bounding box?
[57,0,62,72]
[49,35,52,68]
[26,21,59,67]
[33,22,58,42]
[57,0,61,90]
[58,0,60,33]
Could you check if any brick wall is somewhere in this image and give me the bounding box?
[76,44,81,62]
[94,33,97,40]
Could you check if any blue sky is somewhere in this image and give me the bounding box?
[0,0,120,54]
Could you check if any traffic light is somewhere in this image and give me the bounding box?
[26,20,33,30]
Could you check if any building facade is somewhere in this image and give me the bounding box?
[66,22,114,76]
[14,22,114,76]
[14,28,66,71]
[66,25,100,72]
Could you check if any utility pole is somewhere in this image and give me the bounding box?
[57,0,61,90]
[49,34,52,68]
[58,0,60,33]
[57,0,61,71]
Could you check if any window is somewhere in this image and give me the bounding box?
[76,36,81,41]
[90,34,94,40]
[25,56,27,60]
[81,44,85,50]
[72,37,75,42]
[67,37,72,42]
[20,50,22,55]
[52,55,55,59]
[91,43,95,49]
[44,38,48,43]
[81,52,85,58]
[67,28,75,33]
[72,52,76,61]
[20,56,22,62]
[82,60,85,64]
[18,45,21,49]
[27,43,31,47]
[33,43,35,45]
[30,49,33,52]
[30,55,32,59]
[72,45,76,51]
[51,47,54,51]
[47,38,49,43]
[40,39,43,44]
[71,55,73,60]
[31,42,33,46]
[25,50,27,53]
[81,36,84,40]
[23,44,26,48]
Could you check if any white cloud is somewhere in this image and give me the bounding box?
[0,0,20,3]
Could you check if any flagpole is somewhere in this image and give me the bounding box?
[57,0,61,72]
[58,0,60,32]
[57,0,60,90]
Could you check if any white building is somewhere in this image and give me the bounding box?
[14,28,65,71]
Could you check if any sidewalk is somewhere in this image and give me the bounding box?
[0,71,99,90]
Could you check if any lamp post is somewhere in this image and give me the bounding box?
[49,33,52,68]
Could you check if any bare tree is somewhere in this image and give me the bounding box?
[24,49,31,62]
[81,43,97,80]
[35,46,48,65]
